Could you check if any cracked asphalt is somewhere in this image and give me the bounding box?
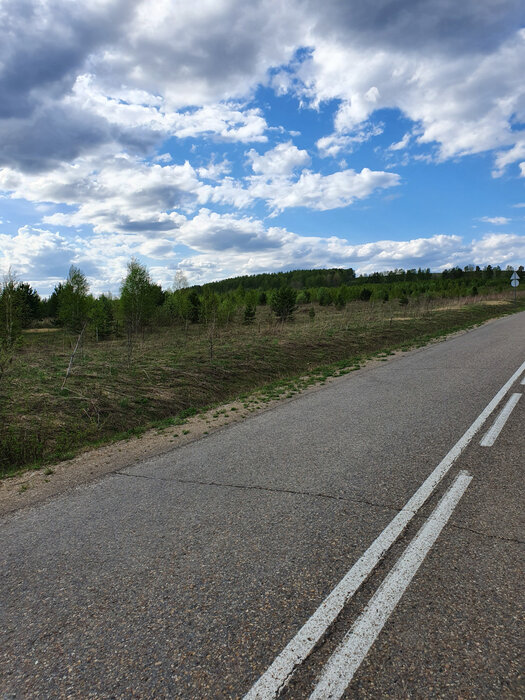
[1,311,524,698]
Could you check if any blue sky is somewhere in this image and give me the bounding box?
[0,0,524,296]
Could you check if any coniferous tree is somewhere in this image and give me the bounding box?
[270,286,297,321]
[58,266,90,333]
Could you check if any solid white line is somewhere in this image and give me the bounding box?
[521,376,525,385]
[243,359,525,700]
[480,393,521,447]
[309,471,473,700]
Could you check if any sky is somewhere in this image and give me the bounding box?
[0,0,524,296]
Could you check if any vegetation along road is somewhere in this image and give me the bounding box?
[1,309,523,698]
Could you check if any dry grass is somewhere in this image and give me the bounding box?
[1,292,523,475]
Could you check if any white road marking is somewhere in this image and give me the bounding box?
[480,393,522,447]
[521,376,525,385]
[243,359,525,700]
[309,471,472,700]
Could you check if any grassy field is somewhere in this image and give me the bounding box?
[1,291,523,476]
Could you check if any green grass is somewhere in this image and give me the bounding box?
[1,292,523,477]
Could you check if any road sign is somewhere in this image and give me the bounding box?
[510,271,520,303]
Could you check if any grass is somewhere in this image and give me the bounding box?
[1,291,523,477]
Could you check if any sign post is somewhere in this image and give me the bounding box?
[510,271,520,304]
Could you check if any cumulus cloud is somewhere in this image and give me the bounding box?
[296,4,525,167]
[178,209,292,253]
[1,157,200,234]
[0,226,77,288]
[249,162,401,213]
[0,139,401,235]
[70,76,269,143]
[247,141,310,176]
[470,233,525,266]
[173,218,525,285]
[0,0,300,171]
[0,0,134,119]
[1,0,523,293]
[1,0,523,173]
[388,133,412,152]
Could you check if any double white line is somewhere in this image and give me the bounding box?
[245,360,525,700]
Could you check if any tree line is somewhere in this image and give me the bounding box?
[1,261,522,362]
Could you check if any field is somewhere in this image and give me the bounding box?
[1,291,523,476]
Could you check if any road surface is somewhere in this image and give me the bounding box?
[1,311,524,698]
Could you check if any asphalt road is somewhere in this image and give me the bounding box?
[1,311,524,699]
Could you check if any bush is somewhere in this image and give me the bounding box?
[359,288,372,301]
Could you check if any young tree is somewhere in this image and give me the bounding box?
[270,286,297,321]
[45,282,65,321]
[334,288,346,310]
[91,294,114,340]
[58,266,90,333]
[0,271,23,379]
[173,270,189,291]
[15,283,41,327]
[120,259,157,336]
[186,291,201,324]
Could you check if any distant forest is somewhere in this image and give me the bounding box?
[0,263,522,352]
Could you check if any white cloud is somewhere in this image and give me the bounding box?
[197,159,232,180]
[2,216,524,295]
[174,219,525,286]
[493,134,525,176]
[297,15,525,169]
[478,216,511,225]
[1,0,523,174]
[1,157,200,234]
[388,133,411,152]
[317,124,384,158]
[178,209,292,253]
[249,166,400,213]
[247,141,310,177]
[0,226,77,290]
[470,233,525,267]
[70,76,269,143]
[1,0,523,294]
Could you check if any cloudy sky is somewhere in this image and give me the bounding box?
[1,0,524,295]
